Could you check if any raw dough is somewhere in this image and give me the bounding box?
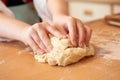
[34,37,95,66]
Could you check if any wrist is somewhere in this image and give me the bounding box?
[52,13,68,20]
[19,26,30,45]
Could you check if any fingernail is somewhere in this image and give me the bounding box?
[48,45,53,52]
[79,42,84,48]
[62,35,68,38]
[44,49,48,52]
[85,41,89,47]
[37,49,45,55]
[73,40,77,47]
[86,43,89,47]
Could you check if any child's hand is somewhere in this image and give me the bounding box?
[20,22,66,55]
[53,14,92,47]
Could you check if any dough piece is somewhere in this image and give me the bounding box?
[34,37,95,66]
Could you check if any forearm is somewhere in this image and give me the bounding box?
[47,0,69,17]
[0,13,30,41]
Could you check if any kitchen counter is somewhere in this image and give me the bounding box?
[0,20,120,80]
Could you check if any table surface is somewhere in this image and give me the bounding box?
[0,20,120,80]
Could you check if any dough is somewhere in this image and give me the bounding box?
[34,37,95,66]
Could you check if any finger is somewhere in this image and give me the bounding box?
[67,17,77,46]
[84,25,92,46]
[76,20,86,47]
[37,24,53,52]
[28,36,45,55]
[46,23,66,38]
[53,24,67,35]
[31,29,48,52]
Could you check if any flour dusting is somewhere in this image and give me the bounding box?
[0,59,5,64]
[91,30,120,60]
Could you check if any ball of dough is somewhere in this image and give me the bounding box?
[34,37,95,66]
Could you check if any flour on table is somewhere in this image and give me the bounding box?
[34,37,95,66]
[0,37,13,42]
[0,59,5,64]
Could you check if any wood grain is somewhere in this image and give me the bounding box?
[0,20,120,80]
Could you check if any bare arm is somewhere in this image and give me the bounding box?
[47,0,69,17]
[0,13,30,41]
[0,12,65,54]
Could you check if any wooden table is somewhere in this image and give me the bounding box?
[0,20,120,80]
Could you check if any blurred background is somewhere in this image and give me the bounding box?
[68,0,120,22]
[5,0,120,24]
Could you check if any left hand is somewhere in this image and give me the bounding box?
[53,14,92,47]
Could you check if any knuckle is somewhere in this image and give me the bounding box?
[67,16,75,22]
[34,25,40,30]
[42,36,47,41]
[40,31,46,37]
[79,40,84,43]
[29,27,34,31]
[72,37,76,42]
[33,23,39,27]
[76,18,82,23]
[28,28,34,35]
[68,16,74,20]
[52,26,57,30]
[43,21,49,25]
[78,22,84,27]
[33,23,43,30]
[71,30,76,36]
[42,37,49,44]
[36,38,40,43]
[42,22,50,27]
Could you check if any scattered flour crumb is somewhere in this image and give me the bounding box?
[17,47,32,55]
[0,59,5,64]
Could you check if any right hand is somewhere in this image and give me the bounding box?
[20,22,67,55]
